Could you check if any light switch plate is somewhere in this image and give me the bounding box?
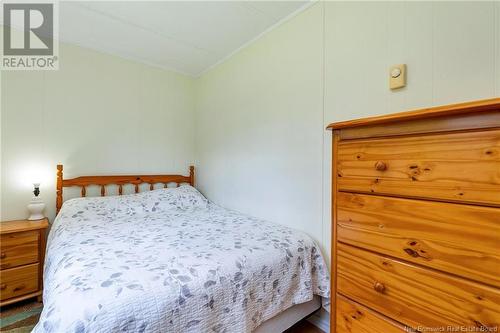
[389,64,406,90]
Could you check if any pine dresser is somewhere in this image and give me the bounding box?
[0,218,48,306]
[327,98,500,333]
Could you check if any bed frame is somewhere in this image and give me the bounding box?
[54,164,321,330]
[56,164,194,214]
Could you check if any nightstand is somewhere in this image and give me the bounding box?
[0,218,48,306]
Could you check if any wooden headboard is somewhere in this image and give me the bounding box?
[56,164,194,214]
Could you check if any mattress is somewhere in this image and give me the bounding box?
[33,186,329,333]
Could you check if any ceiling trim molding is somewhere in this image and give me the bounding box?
[195,0,318,78]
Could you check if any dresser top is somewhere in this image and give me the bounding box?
[327,98,500,130]
[0,218,49,234]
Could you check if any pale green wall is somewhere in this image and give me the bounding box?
[195,2,326,258]
[1,42,196,221]
[1,1,499,264]
[195,1,500,264]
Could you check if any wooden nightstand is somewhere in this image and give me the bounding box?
[0,218,48,306]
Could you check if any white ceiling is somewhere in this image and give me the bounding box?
[58,1,309,76]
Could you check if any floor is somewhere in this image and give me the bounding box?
[0,299,42,332]
[0,299,324,333]
[286,320,325,333]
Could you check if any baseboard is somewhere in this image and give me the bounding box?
[307,308,330,332]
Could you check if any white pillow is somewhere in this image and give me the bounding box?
[59,185,208,219]
[147,185,208,211]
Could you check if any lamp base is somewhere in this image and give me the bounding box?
[28,199,45,221]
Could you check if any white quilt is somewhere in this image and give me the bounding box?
[33,186,330,333]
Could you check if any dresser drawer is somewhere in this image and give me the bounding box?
[337,192,500,287]
[337,243,500,331]
[0,264,39,301]
[336,294,411,333]
[1,231,39,269]
[337,129,500,206]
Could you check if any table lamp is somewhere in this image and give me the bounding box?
[27,182,46,220]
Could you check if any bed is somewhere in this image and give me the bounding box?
[33,165,330,333]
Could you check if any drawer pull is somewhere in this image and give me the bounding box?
[374,161,387,171]
[13,284,26,292]
[0,283,6,290]
[0,252,5,259]
[373,282,386,293]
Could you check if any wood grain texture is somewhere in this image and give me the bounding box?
[0,219,48,234]
[56,164,63,213]
[62,174,193,187]
[55,165,195,214]
[0,264,39,302]
[0,219,48,306]
[37,227,46,303]
[0,291,42,307]
[189,165,195,187]
[329,99,500,333]
[337,243,500,331]
[336,295,410,333]
[330,132,340,330]
[337,192,500,288]
[338,111,500,140]
[327,98,500,130]
[337,129,500,206]
[0,231,38,270]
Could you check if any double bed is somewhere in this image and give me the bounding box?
[33,166,329,333]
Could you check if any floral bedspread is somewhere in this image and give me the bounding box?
[33,186,329,333]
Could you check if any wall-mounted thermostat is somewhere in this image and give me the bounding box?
[389,64,406,90]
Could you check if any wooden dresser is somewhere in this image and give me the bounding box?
[0,218,48,306]
[327,98,500,333]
